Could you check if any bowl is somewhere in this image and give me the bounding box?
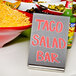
[0,10,32,48]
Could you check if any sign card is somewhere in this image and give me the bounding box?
[28,13,70,71]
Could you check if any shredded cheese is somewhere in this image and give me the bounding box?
[0,3,31,27]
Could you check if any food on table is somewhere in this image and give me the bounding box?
[0,0,2,1]
[48,4,76,15]
[0,3,31,27]
[0,0,21,9]
[38,1,47,4]
[4,1,21,9]
[26,7,47,14]
[48,5,56,10]
[57,4,65,12]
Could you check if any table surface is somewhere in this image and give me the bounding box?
[0,33,76,76]
[1,0,76,76]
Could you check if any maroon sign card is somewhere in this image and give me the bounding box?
[28,13,70,71]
